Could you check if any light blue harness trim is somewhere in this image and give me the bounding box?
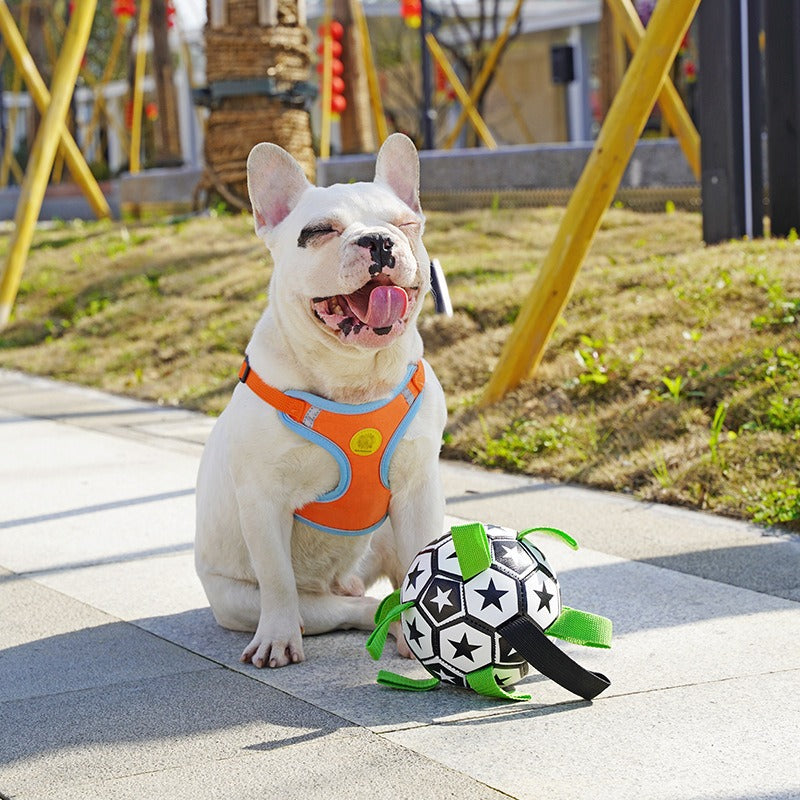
[283,362,419,415]
[277,362,425,536]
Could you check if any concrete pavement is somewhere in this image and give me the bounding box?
[1,367,799,800]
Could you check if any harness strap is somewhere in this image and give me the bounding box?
[238,355,311,421]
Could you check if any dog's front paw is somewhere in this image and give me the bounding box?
[241,621,305,668]
[390,621,413,659]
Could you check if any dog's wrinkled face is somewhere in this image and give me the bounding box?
[247,134,429,350]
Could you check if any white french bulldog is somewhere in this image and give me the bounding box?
[195,133,446,668]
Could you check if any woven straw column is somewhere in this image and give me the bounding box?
[204,0,316,207]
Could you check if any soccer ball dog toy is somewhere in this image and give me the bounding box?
[366,522,612,701]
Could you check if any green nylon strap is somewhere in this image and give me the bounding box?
[465,666,530,702]
[518,526,579,550]
[374,588,402,626]
[365,601,413,660]
[546,606,613,649]
[377,670,440,692]
[451,522,492,580]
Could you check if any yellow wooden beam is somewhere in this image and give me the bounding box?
[0,0,100,327]
[353,0,388,145]
[0,0,30,187]
[480,0,701,407]
[129,0,151,174]
[318,0,335,159]
[426,34,496,150]
[605,0,700,180]
[442,0,523,150]
[0,1,110,218]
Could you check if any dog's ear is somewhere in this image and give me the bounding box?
[247,143,312,237]
[374,133,421,215]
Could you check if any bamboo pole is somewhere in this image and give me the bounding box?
[353,0,387,145]
[426,34,496,149]
[442,0,523,150]
[129,0,152,173]
[319,0,334,159]
[83,17,130,158]
[0,1,110,218]
[480,0,701,407]
[0,0,30,187]
[0,0,100,328]
[606,0,700,180]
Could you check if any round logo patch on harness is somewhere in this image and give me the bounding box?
[350,427,382,456]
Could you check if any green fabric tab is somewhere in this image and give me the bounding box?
[465,666,530,702]
[451,522,492,580]
[374,588,402,626]
[546,606,613,648]
[365,601,413,660]
[518,526,579,550]
[377,670,440,692]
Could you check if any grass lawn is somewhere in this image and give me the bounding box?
[1,204,798,531]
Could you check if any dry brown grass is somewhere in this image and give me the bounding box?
[1,204,799,530]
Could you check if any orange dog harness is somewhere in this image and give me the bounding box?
[238,357,426,535]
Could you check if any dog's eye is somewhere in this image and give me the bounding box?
[398,220,421,232]
[298,225,337,248]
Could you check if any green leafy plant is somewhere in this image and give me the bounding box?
[661,374,684,402]
[747,483,800,528]
[709,402,729,468]
[574,335,611,385]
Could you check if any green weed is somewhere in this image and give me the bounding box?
[747,483,800,528]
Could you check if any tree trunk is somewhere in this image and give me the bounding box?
[150,0,183,165]
[333,0,375,154]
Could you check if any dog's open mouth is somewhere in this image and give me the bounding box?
[312,277,418,345]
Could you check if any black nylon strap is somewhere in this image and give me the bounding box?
[498,617,611,701]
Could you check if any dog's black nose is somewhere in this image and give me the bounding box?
[357,234,395,271]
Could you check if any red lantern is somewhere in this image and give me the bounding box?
[316,39,343,58]
[400,0,421,29]
[317,21,347,117]
[318,20,344,40]
[331,94,347,115]
[113,0,136,18]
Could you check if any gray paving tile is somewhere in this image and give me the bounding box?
[0,575,214,703]
[0,668,508,800]
[118,543,800,734]
[0,413,196,575]
[441,461,800,600]
[385,670,800,800]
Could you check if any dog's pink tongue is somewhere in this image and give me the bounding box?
[348,285,408,329]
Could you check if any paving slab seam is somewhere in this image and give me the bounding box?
[0,662,226,708]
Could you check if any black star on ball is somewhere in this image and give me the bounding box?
[448,632,482,662]
[405,617,424,646]
[406,563,424,589]
[535,583,554,612]
[475,577,508,611]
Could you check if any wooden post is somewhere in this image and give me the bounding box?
[605,0,701,181]
[352,0,387,145]
[697,0,763,243]
[129,0,152,174]
[426,34,496,149]
[150,0,183,165]
[764,0,800,237]
[480,0,701,407]
[319,0,334,159]
[442,0,523,150]
[0,0,99,327]
[334,0,375,153]
[0,2,109,219]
